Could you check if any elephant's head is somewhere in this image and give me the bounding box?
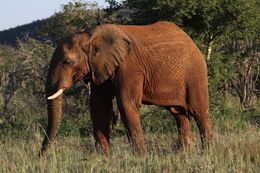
[40,25,131,154]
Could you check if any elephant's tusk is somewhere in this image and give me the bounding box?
[47,89,64,100]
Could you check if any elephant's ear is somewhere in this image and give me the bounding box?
[89,25,132,85]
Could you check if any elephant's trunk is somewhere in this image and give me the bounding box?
[40,66,63,156]
[40,95,62,155]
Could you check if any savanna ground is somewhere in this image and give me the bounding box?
[0,98,259,173]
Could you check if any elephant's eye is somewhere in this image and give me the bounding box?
[62,57,73,66]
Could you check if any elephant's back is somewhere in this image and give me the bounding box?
[118,21,205,79]
[117,21,202,65]
[117,21,190,46]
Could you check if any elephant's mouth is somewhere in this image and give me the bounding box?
[47,88,65,100]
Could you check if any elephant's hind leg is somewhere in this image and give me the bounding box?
[192,111,213,149]
[187,79,213,149]
[169,106,194,149]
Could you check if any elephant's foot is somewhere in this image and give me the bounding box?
[135,143,148,157]
[193,112,213,150]
[182,135,194,148]
[174,135,194,152]
[132,145,147,157]
[172,111,194,151]
[38,137,52,157]
[95,141,110,158]
[200,129,213,150]
[127,131,148,157]
[93,130,110,157]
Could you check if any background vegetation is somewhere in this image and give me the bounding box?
[0,0,259,172]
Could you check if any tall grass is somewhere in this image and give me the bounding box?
[0,112,259,173]
[1,95,259,172]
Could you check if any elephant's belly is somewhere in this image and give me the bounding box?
[142,95,186,107]
[142,82,186,107]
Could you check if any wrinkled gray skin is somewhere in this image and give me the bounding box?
[40,21,213,157]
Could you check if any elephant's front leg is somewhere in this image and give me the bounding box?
[116,80,147,156]
[118,99,147,156]
[90,86,113,157]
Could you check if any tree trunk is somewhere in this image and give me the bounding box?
[206,34,214,61]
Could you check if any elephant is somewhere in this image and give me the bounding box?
[40,21,213,157]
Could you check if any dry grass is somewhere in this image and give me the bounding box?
[0,121,259,173]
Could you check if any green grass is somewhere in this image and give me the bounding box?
[0,117,259,173]
[1,97,260,173]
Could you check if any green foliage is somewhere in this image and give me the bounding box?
[207,52,235,109]
[38,0,99,41]
[124,0,258,35]
[0,37,53,138]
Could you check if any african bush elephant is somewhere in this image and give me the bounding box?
[40,21,213,157]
